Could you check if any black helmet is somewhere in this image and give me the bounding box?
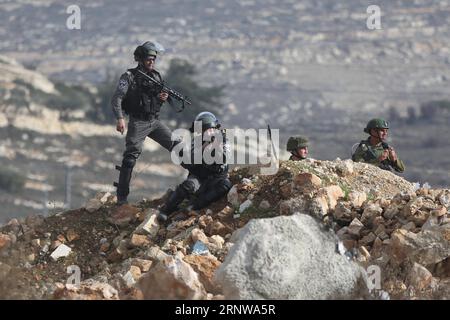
[134,41,165,61]
[190,111,220,132]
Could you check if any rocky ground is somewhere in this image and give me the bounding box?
[1,159,449,300]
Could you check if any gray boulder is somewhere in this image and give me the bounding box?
[214,214,365,299]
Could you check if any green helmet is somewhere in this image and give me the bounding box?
[364,118,389,133]
[287,136,309,152]
[134,41,165,61]
[190,111,220,132]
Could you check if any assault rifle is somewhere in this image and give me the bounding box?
[136,69,192,112]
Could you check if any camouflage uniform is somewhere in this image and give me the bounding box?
[352,118,405,173]
[352,139,405,172]
[287,136,309,161]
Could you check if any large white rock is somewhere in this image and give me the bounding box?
[214,214,365,299]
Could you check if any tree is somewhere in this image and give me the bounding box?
[160,58,226,127]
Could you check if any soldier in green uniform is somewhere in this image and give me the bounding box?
[352,118,405,172]
[287,136,309,161]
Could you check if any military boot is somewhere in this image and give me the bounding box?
[157,187,188,223]
[114,165,133,205]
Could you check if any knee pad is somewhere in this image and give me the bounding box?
[216,178,232,194]
[122,156,136,168]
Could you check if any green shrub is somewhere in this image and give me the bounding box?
[0,168,26,192]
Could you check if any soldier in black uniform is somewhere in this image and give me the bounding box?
[111,41,179,205]
[158,112,232,222]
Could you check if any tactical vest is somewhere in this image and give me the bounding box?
[121,68,163,118]
[353,140,392,171]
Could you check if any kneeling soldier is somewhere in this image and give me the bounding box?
[158,112,232,222]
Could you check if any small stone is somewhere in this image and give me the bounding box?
[336,160,354,176]
[348,218,364,237]
[401,221,416,231]
[133,209,159,237]
[337,227,349,238]
[293,173,322,189]
[85,199,102,213]
[323,185,344,209]
[333,203,352,221]
[359,232,377,246]
[259,200,271,210]
[107,204,141,227]
[191,228,209,244]
[383,204,400,219]
[123,271,136,288]
[198,215,214,229]
[409,263,433,290]
[145,246,169,262]
[209,235,225,250]
[27,253,36,263]
[280,183,293,199]
[131,259,153,272]
[361,204,383,225]
[205,221,232,237]
[239,199,253,213]
[359,246,371,259]
[371,237,384,257]
[183,255,222,293]
[130,234,150,248]
[56,234,67,243]
[107,248,125,263]
[99,192,113,204]
[66,229,80,242]
[31,238,41,248]
[348,191,367,208]
[50,244,72,261]
[129,266,142,280]
[100,242,110,253]
[310,196,329,218]
[0,262,12,278]
[432,206,447,217]
[227,185,240,207]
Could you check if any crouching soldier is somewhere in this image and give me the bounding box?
[158,112,232,222]
[287,136,309,161]
[352,118,405,172]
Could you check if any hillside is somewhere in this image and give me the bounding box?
[1,159,449,299]
[0,55,184,223]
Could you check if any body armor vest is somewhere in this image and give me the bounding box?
[122,68,163,118]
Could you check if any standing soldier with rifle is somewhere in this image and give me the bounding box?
[352,118,405,173]
[111,41,188,205]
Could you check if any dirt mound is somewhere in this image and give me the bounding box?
[0,159,449,299]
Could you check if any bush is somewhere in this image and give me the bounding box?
[160,58,226,128]
[420,100,450,120]
[0,168,26,193]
